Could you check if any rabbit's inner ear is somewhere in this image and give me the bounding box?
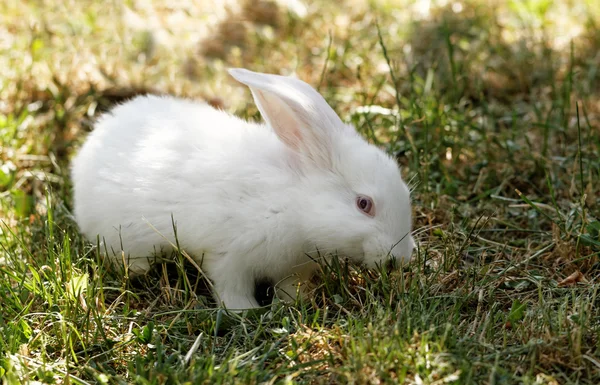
[250,88,333,168]
[251,89,304,152]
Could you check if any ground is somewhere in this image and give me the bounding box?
[0,0,599,384]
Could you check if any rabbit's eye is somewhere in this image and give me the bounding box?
[356,195,375,217]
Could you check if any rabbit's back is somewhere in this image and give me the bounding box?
[74,95,251,180]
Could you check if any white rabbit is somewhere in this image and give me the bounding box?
[71,68,415,310]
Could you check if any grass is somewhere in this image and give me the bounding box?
[1,0,599,383]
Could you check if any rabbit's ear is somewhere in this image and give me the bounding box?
[229,68,344,168]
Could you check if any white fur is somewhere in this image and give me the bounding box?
[71,68,415,310]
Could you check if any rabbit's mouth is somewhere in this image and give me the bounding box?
[344,253,366,267]
[384,257,403,272]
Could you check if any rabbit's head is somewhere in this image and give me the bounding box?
[229,68,415,269]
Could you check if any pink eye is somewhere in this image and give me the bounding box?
[356,195,375,217]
